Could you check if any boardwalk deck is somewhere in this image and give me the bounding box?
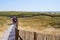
[2,24,16,40]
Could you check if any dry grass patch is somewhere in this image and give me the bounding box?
[18,16,53,31]
[0,16,11,36]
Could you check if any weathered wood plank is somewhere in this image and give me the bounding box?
[2,24,16,40]
[19,28,60,40]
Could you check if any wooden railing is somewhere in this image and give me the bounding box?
[19,28,60,40]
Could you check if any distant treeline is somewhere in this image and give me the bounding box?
[0,11,60,17]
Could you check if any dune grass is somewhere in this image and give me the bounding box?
[18,16,60,30]
[0,16,11,31]
[18,16,51,30]
[0,11,60,31]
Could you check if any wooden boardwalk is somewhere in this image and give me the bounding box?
[2,24,16,40]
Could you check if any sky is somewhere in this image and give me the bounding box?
[0,0,60,11]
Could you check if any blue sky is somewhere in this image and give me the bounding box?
[0,0,60,11]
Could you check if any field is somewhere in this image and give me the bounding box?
[0,11,60,35]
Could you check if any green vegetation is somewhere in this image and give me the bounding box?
[0,11,60,30]
[0,11,60,17]
[50,17,60,28]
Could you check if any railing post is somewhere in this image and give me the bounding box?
[34,32,37,40]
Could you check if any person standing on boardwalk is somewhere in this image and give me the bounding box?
[12,16,18,40]
[12,16,23,40]
[12,16,17,24]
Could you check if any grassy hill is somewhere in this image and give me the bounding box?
[0,11,60,31]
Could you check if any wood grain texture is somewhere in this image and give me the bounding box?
[19,29,60,40]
